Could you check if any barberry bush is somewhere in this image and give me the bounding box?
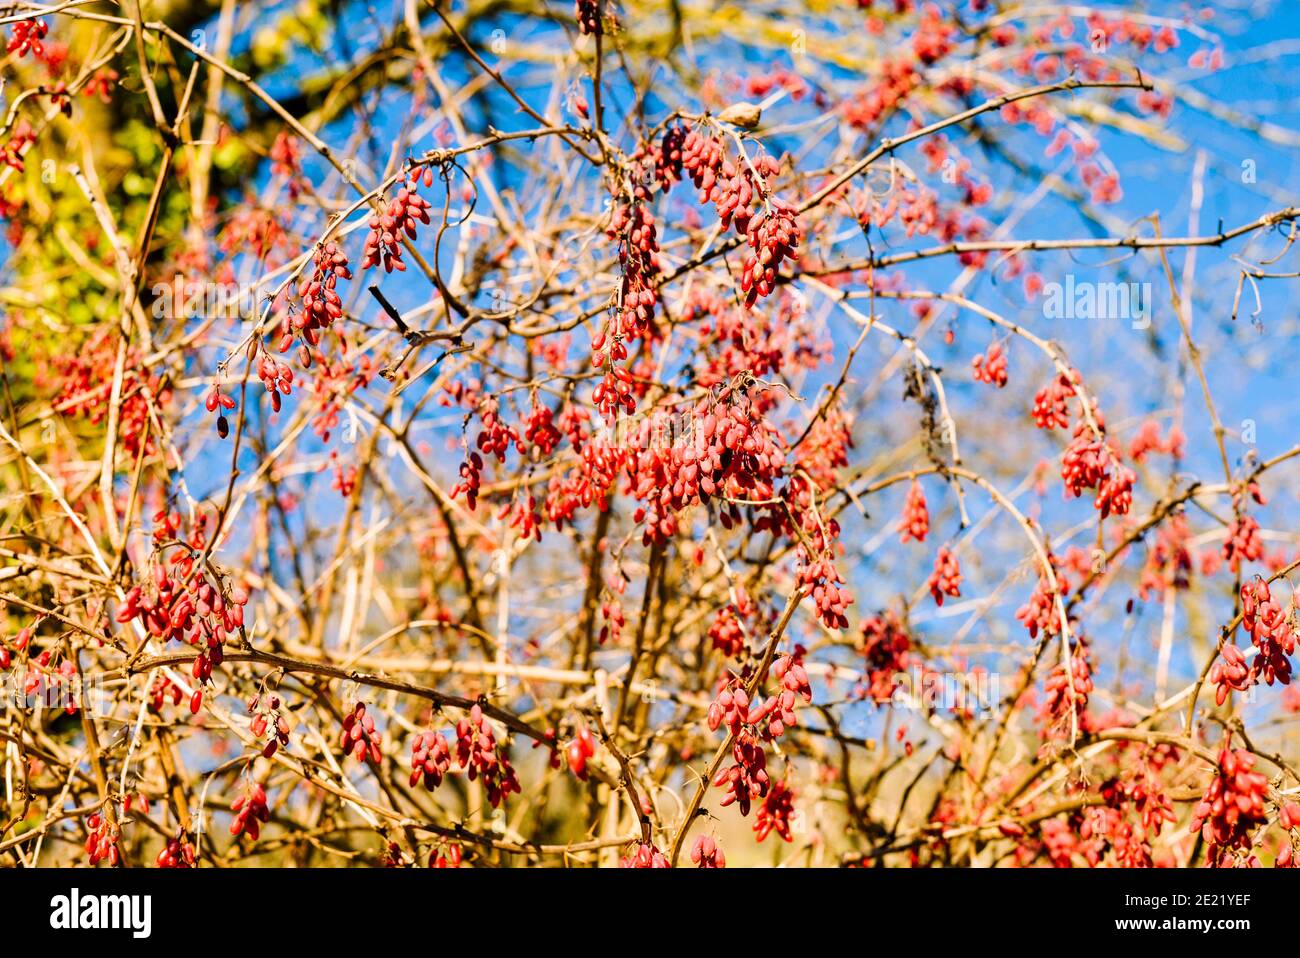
[1,0,1299,869]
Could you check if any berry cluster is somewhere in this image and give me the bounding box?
[500,493,543,542]
[740,204,800,308]
[20,648,78,714]
[269,131,302,185]
[679,126,799,290]
[1213,578,1296,703]
[708,604,748,658]
[115,533,249,710]
[1128,419,1184,463]
[1078,805,1152,868]
[1031,369,1083,430]
[292,242,352,349]
[1222,486,1266,573]
[409,729,453,790]
[1037,817,1079,867]
[452,398,521,510]
[81,68,118,104]
[1039,641,1094,737]
[361,177,432,272]
[859,612,912,703]
[455,704,521,808]
[680,127,727,201]
[591,364,637,422]
[707,680,751,736]
[7,19,47,58]
[231,779,271,841]
[713,152,778,235]
[147,674,184,713]
[452,451,484,511]
[598,595,625,646]
[971,342,1008,387]
[204,383,237,438]
[606,187,660,347]
[256,351,295,414]
[430,843,463,868]
[54,332,167,458]
[1190,748,1270,859]
[756,649,811,737]
[340,702,383,764]
[690,834,726,867]
[1030,368,1136,518]
[1242,579,1298,690]
[1103,769,1177,839]
[307,351,377,443]
[1061,435,1134,518]
[714,730,771,817]
[1222,515,1264,572]
[796,548,853,630]
[898,480,929,543]
[473,398,519,461]
[545,438,621,530]
[754,780,796,842]
[627,394,784,546]
[523,401,562,457]
[156,831,196,868]
[654,125,686,189]
[248,693,290,758]
[84,813,120,866]
[928,547,962,606]
[620,841,670,868]
[912,2,956,64]
[1015,553,1068,642]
